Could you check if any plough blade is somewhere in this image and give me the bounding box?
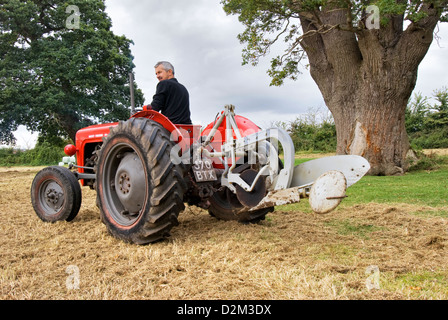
[246,187,302,212]
[234,155,370,215]
[290,155,370,188]
[308,170,347,214]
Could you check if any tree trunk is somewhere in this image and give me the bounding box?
[299,6,440,175]
[55,111,82,143]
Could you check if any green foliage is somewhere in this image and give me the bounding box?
[0,0,144,145]
[427,88,448,128]
[222,0,302,86]
[0,142,66,166]
[289,118,336,152]
[278,108,337,152]
[406,87,448,149]
[405,92,430,133]
[408,152,448,172]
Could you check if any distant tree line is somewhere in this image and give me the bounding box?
[273,107,336,153]
[405,87,448,149]
[0,139,67,166]
[1,88,447,167]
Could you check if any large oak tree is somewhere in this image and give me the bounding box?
[0,0,144,145]
[222,0,448,175]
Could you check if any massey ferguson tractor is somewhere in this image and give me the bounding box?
[31,104,370,245]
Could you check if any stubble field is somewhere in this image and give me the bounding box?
[1,164,447,300]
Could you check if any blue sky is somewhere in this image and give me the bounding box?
[8,0,448,148]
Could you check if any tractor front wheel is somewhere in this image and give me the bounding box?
[31,166,82,222]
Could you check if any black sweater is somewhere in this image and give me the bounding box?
[150,78,192,124]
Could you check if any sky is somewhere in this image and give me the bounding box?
[8,0,448,149]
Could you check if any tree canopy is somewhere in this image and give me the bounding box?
[222,0,448,86]
[0,0,144,145]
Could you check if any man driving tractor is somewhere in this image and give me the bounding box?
[149,61,192,125]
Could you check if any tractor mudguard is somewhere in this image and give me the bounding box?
[131,109,198,152]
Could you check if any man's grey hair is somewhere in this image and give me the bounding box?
[154,61,175,75]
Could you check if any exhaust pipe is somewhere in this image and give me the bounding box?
[129,72,136,116]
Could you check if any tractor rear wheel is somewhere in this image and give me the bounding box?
[31,166,82,222]
[95,117,187,244]
[208,187,274,223]
[207,142,279,223]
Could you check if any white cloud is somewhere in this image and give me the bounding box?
[9,126,38,150]
[414,23,448,100]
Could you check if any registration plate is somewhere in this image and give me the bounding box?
[192,158,217,182]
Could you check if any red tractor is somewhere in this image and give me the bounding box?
[31,104,370,245]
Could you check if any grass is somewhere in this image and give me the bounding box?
[1,153,448,300]
[324,219,384,239]
[344,169,448,208]
[382,271,448,299]
[276,153,448,300]
[282,153,448,215]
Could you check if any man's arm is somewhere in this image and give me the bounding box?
[150,81,168,112]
